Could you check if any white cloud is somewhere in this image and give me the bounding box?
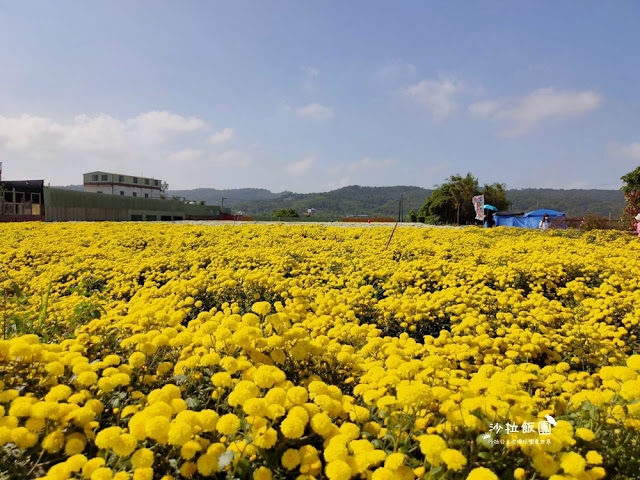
[211,150,252,167]
[0,114,65,150]
[347,156,393,173]
[376,59,416,81]
[0,110,206,152]
[302,67,319,90]
[327,164,343,175]
[284,156,314,175]
[59,114,128,151]
[0,110,260,187]
[304,67,319,79]
[472,87,602,136]
[468,100,502,118]
[127,111,206,143]
[168,149,202,163]
[322,156,395,191]
[323,176,351,190]
[608,142,640,160]
[297,103,334,120]
[402,76,463,121]
[330,156,394,175]
[208,127,234,144]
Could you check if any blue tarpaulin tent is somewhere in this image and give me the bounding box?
[494,210,526,227]
[524,209,567,229]
[494,208,567,229]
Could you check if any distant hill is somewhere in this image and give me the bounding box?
[507,189,625,218]
[168,186,624,219]
[168,188,281,205]
[228,185,430,219]
[53,184,626,219]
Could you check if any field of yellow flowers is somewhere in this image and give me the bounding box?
[1,223,639,480]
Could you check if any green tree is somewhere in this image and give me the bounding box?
[408,210,418,222]
[482,182,509,211]
[272,208,299,218]
[418,173,480,224]
[621,166,640,230]
[621,166,640,196]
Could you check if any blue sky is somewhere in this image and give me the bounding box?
[0,1,639,191]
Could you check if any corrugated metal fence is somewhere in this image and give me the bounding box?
[43,188,225,222]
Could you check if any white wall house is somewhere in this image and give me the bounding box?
[83,172,164,199]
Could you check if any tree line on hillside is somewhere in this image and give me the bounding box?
[507,189,624,217]
[240,186,430,219]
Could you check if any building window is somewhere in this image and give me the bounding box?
[92,174,98,181]
[154,180,160,186]
[146,215,157,221]
[144,193,149,198]
[161,215,172,221]
[101,174,108,181]
[120,191,125,196]
[131,214,143,221]
[97,191,103,194]
[133,192,137,197]
[119,175,124,182]
[133,177,138,184]
[145,178,150,185]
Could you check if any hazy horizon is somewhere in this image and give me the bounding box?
[48,182,625,195]
[1,2,639,192]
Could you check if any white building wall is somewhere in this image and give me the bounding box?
[84,184,114,195]
[112,185,162,198]
[84,184,162,198]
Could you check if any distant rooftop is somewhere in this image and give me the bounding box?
[83,171,161,181]
[83,171,163,189]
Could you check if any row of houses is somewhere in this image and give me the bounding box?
[0,163,234,222]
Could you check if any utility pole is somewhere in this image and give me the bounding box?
[397,193,405,222]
